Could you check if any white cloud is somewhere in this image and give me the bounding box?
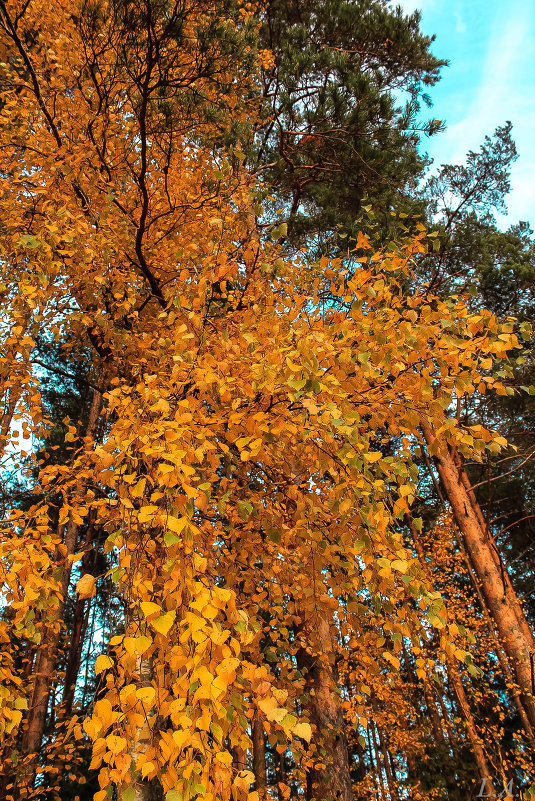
[421,1,535,225]
[455,11,466,34]
[395,0,535,226]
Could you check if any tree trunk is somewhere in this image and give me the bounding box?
[117,656,163,801]
[434,683,459,759]
[22,389,102,774]
[377,725,398,800]
[408,514,492,792]
[252,710,267,799]
[458,531,535,748]
[421,422,535,730]
[448,658,496,799]
[369,722,387,801]
[297,607,353,801]
[62,513,96,714]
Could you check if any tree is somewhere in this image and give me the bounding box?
[1,2,534,801]
[252,0,446,249]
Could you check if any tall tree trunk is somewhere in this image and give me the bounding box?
[434,683,459,759]
[252,710,267,799]
[409,515,493,792]
[377,725,398,800]
[0,307,32,459]
[297,607,353,801]
[423,677,447,746]
[447,659,497,799]
[117,655,162,801]
[61,588,91,715]
[458,531,535,748]
[62,514,96,714]
[421,422,535,730]
[369,722,387,801]
[22,389,102,776]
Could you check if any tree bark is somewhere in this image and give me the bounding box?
[448,658,496,799]
[421,422,535,730]
[62,513,96,714]
[369,722,387,801]
[22,389,102,775]
[377,725,398,800]
[297,607,353,801]
[458,531,535,748]
[252,710,267,799]
[117,656,163,801]
[408,514,493,793]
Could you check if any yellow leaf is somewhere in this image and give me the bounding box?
[82,718,98,740]
[152,610,176,636]
[382,652,400,670]
[136,687,156,705]
[140,602,162,618]
[364,452,382,463]
[215,750,233,767]
[76,574,96,599]
[294,722,312,742]
[172,729,190,750]
[267,707,287,723]
[184,611,205,634]
[211,674,228,697]
[167,515,187,534]
[202,603,219,621]
[141,762,156,779]
[391,559,409,575]
[138,505,159,524]
[131,478,147,499]
[106,734,127,755]
[234,770,255,792]
[136,635,153,655]
[95,655,113,675]
[94,698,114,727]
[272,687,288,705]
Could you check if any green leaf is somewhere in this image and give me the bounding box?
[164,531,180,547]
[122,789,136,801]
[237,500,253,519]
[19,234,39,248]
[271,223,287,240]
[166,792,183,801]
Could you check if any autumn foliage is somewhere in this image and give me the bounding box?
[0,1,534,800]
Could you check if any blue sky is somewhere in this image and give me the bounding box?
[396,0,535,228]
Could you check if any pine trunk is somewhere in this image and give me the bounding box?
[22,390,102,773]
[62,514,95,713]
[252,710,267,799]
[421,422,535,730]
[448,658,496,799]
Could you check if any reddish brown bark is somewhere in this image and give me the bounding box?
[297,607,353,801]
[62,513,96,714]
[22,390,102,770]
[448,658,496,798]
[458,533,535,748]
[421,422,535,731]
[252,710,267,799]
[409,514,494,792]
